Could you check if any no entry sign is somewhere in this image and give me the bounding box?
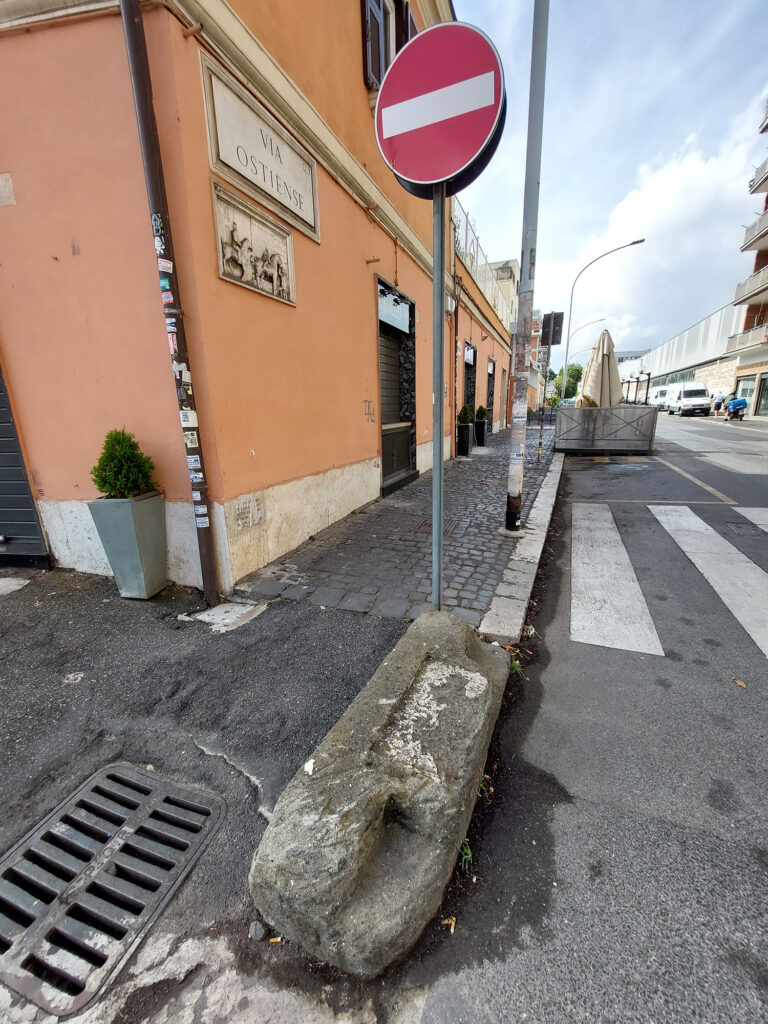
[375,22,506,198]
[373,22,507,613]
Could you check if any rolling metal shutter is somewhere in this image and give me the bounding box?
[379,335,401,424]
[0,366,48,565]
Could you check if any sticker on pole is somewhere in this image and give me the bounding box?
[375,22,506,198]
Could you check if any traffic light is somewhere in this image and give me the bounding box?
[551,311,563,346]
[540,311,563,348]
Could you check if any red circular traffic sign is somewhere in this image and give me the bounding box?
[375,22,506,198]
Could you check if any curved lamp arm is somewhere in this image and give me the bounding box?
[560,239,644,399]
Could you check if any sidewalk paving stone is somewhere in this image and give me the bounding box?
[235,425,555,620]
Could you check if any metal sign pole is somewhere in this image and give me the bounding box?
[505,0,549,531]
[431,182,446,610]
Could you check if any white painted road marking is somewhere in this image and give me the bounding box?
[381,72,495,139]
[649,505,768,658]
[570,504,664,656]
[736,507,768,533]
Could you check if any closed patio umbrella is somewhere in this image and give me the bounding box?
[576,329,623,408]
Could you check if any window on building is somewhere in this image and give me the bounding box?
[736,375,756,401]
[362,0,417,91]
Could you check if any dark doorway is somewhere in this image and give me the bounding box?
[755,372,768,417]
[463,343,477,418]
[487,360,496,436]
[378,281,417,495]
[0,365,49,566]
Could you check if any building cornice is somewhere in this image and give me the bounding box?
[166,0,439,275]
[2,0,515,350]
[0,0,113,28]
[1,0,441,281]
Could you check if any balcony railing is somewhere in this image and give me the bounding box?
[452,197,512,333]
[726,322,768,354]
[749,154,768,193]
[734,263,768,305]
[742,209,768,250]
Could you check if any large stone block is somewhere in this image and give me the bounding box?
[249,611,509,977]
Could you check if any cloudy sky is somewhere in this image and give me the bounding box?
[453,0,768,368]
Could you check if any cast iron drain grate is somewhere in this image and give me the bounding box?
[0,763,224,1017]
[414,517,458,535]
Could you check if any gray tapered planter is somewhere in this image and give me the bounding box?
[88,490,167,599]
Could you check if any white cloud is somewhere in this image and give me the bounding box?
[452,0,768,372]
[539,89,768,367]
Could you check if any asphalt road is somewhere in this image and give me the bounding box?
[1,415,766,1022]
[417,414,768,1022]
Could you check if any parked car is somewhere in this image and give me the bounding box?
[649,386,669,410]
[666,382,711,416]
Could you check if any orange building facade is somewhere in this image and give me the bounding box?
[0,0,511,592]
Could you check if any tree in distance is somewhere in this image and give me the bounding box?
[553,363,583,400]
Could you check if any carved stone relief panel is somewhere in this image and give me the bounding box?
[213,183,295,304]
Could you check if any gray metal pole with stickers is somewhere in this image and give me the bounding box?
[506,0,549,531]
[120,0,219,605]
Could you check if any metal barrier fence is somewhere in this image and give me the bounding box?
[555,406,658,454]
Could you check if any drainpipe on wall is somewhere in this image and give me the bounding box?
[452,277,460,459]
[119,0,219,606]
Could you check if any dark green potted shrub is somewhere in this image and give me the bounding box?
[475,405,488,446]
[456,404,473,456]
[88,429,167,599]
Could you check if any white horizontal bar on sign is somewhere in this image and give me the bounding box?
[381,72,495,139]
[570,503,664,656]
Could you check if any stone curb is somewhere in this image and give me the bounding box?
[479,452,565,643]
[248,611,509,978]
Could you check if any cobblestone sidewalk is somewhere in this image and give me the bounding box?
[235,426,555,624]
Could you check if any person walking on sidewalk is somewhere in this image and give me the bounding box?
[713,390,725,417]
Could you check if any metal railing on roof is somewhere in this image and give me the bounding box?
[749,154,768,191]
[452,197,512,333]
[743,209,768,249]
[726,321,768,353]
[734,263,768,304]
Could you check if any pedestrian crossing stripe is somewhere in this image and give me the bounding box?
[736,507,768,534]
[570,504,664,656]
[649,505,768,659]
[570,504,768,660]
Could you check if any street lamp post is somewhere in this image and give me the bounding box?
[560,240,645,400]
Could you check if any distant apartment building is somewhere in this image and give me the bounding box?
[0,0,511,587]
[618,305,745,400]
[529,309,544,409]
[731,97,768,415]
[616,349,651,365]
[490,259,520,329]
[619,99,768,412]
[490,259,543,409]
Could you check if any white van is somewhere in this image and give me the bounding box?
[666,382,711,416]
[649,386,669,410]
